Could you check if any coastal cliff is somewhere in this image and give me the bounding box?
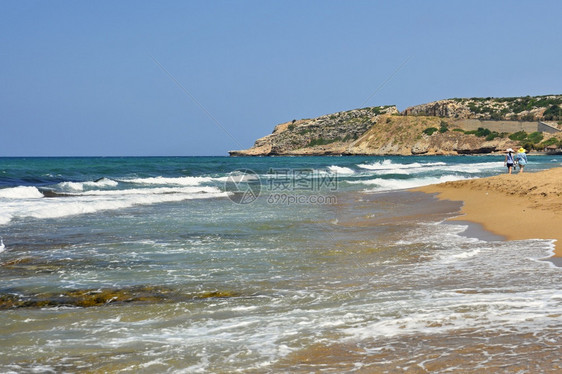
[403,95,562,121]
[229,95,562,156]
[229,106,398,156]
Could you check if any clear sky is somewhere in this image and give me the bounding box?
[1,0,561,156]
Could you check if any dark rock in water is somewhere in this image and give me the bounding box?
[39,188,72,198]
[0,285,241,309]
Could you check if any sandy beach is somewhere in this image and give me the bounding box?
[416,166,562,256]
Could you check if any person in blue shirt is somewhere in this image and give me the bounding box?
[516,147,528,173]
[504,148,515,174]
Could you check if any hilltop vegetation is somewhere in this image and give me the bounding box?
[404,94,562,122]
[229,95,562,156]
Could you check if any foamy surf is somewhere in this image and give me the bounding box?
[341,223,561,343]
[121,176,217,186]
[0,186,44,199]
[357,159,501,175]
[56,178,119,192]
[349,174,470,191]
[327,165,355,175]
[357,159,447,171]
[0,185,227,225]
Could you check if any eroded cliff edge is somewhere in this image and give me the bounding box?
[229,95,562,156]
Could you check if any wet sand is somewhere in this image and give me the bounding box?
[415,167,562,256]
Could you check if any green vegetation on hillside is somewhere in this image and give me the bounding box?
[508,131,527,141]
[450,95,562,120]
[307,137,340,147]
[543,105,562,120]
[422,127,438,136]
[454,127,508,141]
[539,137,561,149]
[507,131,547,150]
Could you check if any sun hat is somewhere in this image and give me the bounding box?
[518,147,526,153]
[506,148,514,152]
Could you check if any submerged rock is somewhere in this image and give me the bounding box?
[0,285,241,309]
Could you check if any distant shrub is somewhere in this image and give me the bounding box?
[527,131,544,144]
[307,137,340,147]
[464,127,493,138]
[439,121,449,133]
[288,124,296,131]
[475,127,491,137]
[370,106,389,115]
[543,105,561,120]
[490,111,503,120]
[453,128,465,133]
[540,137,560,148]
[342,134,355,142]
[423,127,438,136]
[485,132,501,141]
[509,131,528,141]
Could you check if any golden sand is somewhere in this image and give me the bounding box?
[415,167,562,256]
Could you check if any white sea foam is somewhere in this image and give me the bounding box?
[350,174,469,191]
[57,181,86,192]
[357,160,501,175]
[342,222,561,341]
[0,186,44,199]
[88,177,119,187]
[327,165,355,175]
[75,186,220,196]
[121,176,216,186]
[56,178,119,192]
[225,174,259,182]
[358,160,446,171]
[420,161,502,174]
[0,186,227,225]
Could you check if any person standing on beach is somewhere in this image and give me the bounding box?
[504,148,515,174]
[516,147,528,173]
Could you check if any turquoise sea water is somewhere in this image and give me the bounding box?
[1,155,562,372]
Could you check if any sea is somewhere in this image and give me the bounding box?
[1,155,561,373]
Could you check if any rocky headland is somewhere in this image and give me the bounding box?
[229,95,562,156]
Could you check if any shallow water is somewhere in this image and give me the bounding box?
[1,156,561,372]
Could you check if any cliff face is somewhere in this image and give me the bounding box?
[403,95,562,121]
[229,106,398,156]
[229,94,561,157]
[230,113,518,156]
[345,116,516,156]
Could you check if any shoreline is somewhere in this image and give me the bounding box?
[414,167,562,257]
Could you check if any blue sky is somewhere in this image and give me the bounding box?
[1,0,561,156]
